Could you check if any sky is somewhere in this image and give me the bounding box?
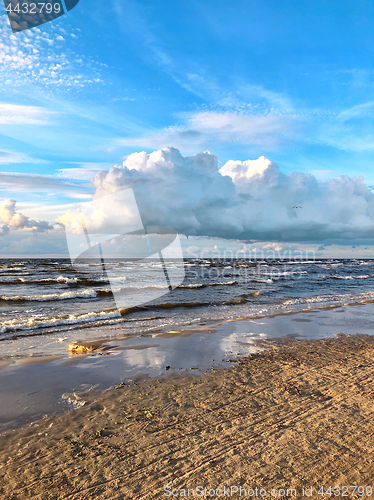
[1,0,374,257]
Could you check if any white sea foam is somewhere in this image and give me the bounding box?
[324,274,374,280]
[0,309,122,333]
[281,290,374,307]
[0,289,100,302]
[178,280,237,288]
[40,276,79,284]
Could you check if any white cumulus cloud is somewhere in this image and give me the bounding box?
[0,198,55,232]
[66,147,374,243]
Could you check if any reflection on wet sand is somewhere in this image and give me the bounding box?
[1,301,374,433]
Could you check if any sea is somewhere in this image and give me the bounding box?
[1,258,374,359]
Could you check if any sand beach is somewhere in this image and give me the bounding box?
[1,323,374,499]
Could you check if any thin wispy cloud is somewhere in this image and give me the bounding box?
[117,110,299,153]
[115,93,374,157]
[213,84,296,115]
[0,103,54,124]
[0,149,45,163]
[315,100,374,153]
[57,162,112,180]
[0,171,93,193]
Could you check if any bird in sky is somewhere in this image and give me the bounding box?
[292,206,302,209]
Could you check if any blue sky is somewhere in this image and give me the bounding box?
[1,0,374,255]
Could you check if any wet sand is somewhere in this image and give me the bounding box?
[2,302,374,434]
[1,333,374,499]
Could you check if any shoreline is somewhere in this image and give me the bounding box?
[1,333,374,498]
[2,301,374,435]
[2,296,374,363]
[3,288,374,361]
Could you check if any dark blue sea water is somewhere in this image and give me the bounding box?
[1,258,374,358]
